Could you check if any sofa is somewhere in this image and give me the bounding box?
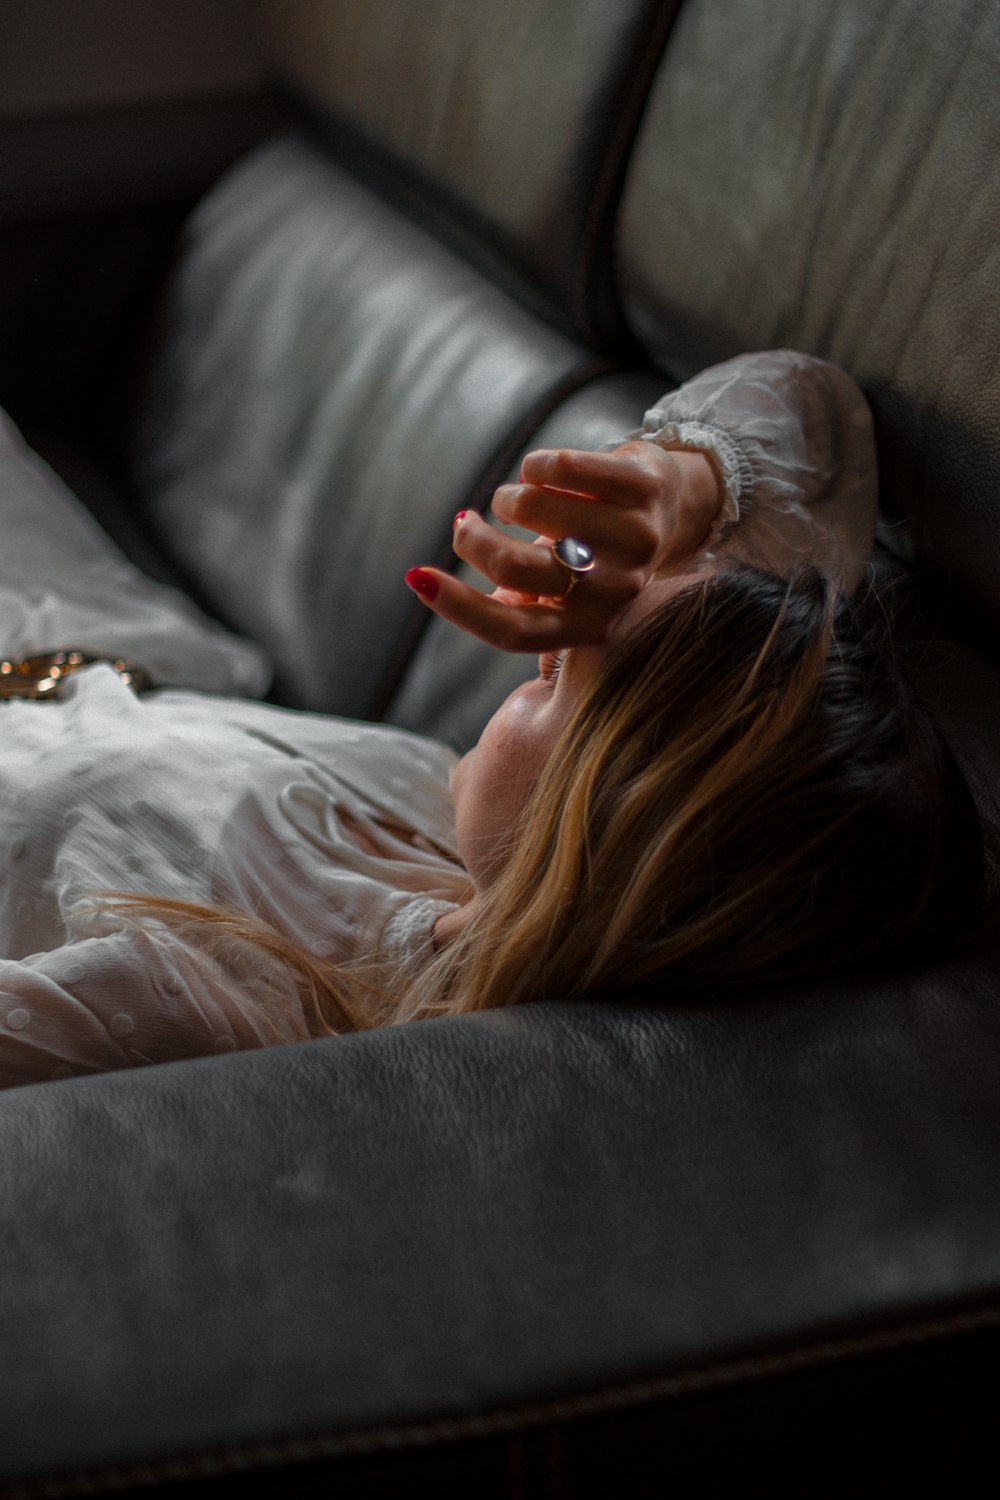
[2,1,999,1494]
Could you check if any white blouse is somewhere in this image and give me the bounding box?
[0,675,468,1086]
[0,350,877,1088]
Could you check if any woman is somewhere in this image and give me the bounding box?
[0,351,986,1085]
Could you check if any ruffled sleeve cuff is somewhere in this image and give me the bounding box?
[638,418,751,540]
[379,896,460,967]
[621,350,879,591]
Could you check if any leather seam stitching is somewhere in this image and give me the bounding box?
[8,1303,1000,1498]
[574,0,685,341]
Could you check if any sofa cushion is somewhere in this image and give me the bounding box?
[261,0,683,344]
[615,0,1000,634]
[3,970,1000,1490]
[133,136,605,720]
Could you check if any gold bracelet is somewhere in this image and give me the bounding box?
[0,650,150,701]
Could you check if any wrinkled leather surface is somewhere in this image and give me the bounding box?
[261,0,681,343]
[387,371,670,748]
[133,136,599,719]
[617,0,1000,629]
[2,963,1000,1487]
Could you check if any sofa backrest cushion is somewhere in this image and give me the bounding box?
[259,0,682,345]
[132,136,604,721]
[616,0,1000,632]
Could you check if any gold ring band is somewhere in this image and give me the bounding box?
[550,536,595,599]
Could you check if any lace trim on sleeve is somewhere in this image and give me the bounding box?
[379,897,458,967]
[600,351,878,590]
[639,419,751,539]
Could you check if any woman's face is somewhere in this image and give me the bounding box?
[449,644,598,886]
[451,573,698,887]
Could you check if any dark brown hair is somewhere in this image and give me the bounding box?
[429,564,987,1010]
[107,566,988,1027]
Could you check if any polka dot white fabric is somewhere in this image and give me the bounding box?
[0,669,467,1088]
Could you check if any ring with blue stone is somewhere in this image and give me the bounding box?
[550,536,595,598]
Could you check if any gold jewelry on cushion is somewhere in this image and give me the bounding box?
[0,650,150,701]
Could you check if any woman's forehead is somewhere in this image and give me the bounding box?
[559,571,704,689]
[613,569,706,640]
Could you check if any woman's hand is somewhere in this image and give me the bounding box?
[405,441,721,653]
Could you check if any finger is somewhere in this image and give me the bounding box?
[491,482,658,567]
[520,442,671,507]
[404,566,611,653]
[452,509,630,601]
[454,512,644,613]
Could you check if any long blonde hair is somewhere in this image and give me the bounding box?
[108,566,986,1033]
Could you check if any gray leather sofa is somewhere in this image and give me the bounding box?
[2,2,999,1494]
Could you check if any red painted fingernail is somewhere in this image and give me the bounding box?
[405,567,439,602]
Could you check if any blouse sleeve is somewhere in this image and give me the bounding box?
[0,923,311,1090]
[616,350,879,594]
